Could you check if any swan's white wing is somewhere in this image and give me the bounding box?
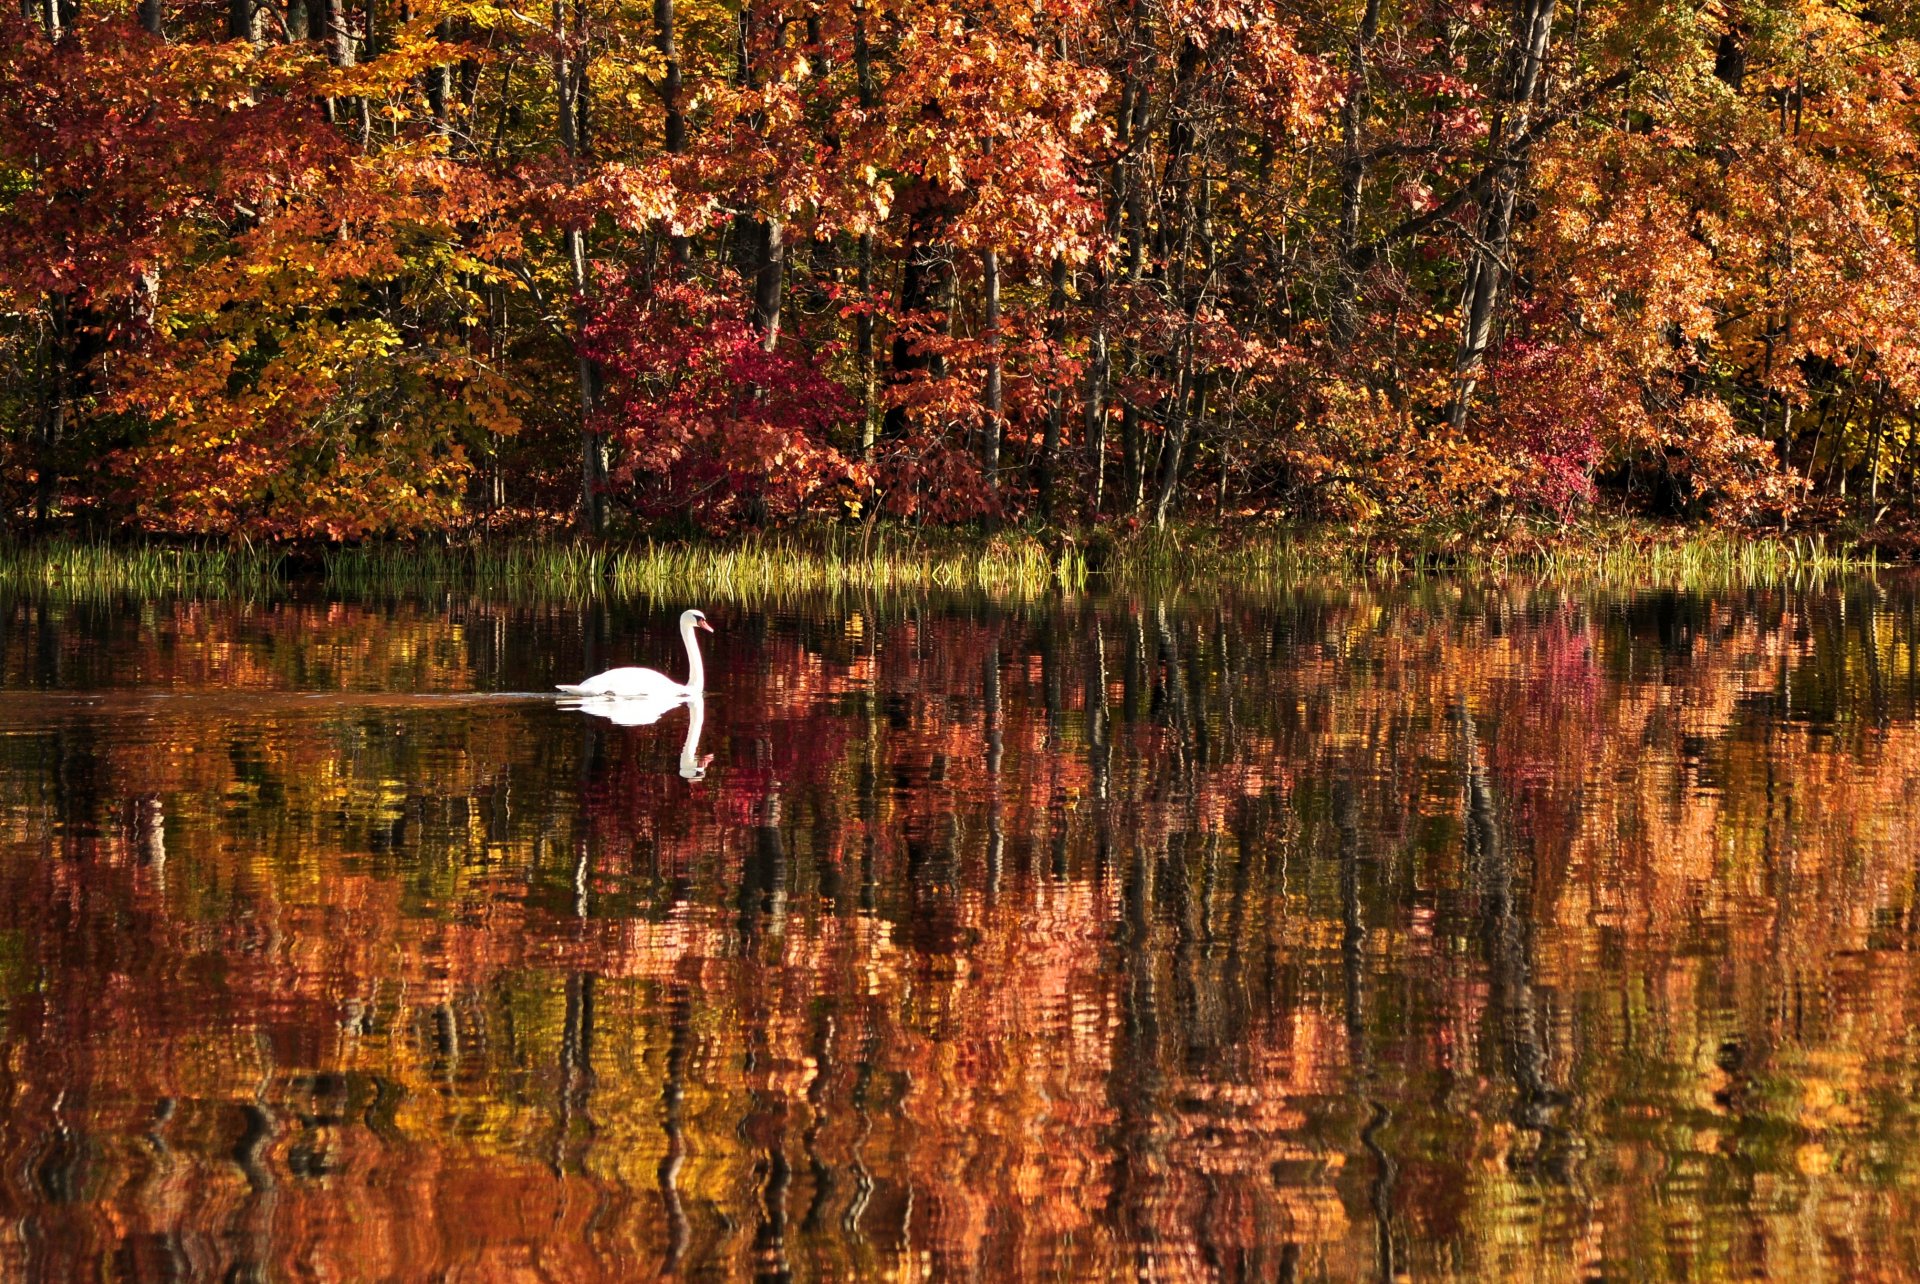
[556,666,684,700]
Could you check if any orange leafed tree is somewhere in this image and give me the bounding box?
[7,0,1920,535]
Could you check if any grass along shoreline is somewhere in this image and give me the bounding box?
[0,522,1894,600]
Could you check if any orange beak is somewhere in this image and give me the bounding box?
[696,617,714,633]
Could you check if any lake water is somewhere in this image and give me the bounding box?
[0,581,1917,1279]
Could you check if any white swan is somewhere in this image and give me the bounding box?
[558,608,712,701]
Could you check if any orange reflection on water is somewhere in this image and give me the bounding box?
[0,586,1919,1278]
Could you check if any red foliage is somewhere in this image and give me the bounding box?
[1487,340,1604,520]
[582,272,863,531]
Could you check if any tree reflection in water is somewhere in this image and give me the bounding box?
[0,584,1916,1277]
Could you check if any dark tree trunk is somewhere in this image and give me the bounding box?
[141,0,164,35]
[654,0,687,264]
[1449,0,1558,428]
[736,3,784,351]
[750,218,785,350]
[656,0,685,153]
[229,0,258,42]
[882,191,954,441]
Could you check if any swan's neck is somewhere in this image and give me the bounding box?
[681,619,706,693]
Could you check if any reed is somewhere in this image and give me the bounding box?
[0,522,1886,603]
[0,538,283,598]
[1093,521,1876,592]
[322,528,1086,600]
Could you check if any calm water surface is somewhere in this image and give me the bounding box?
[1,582,1918,1280]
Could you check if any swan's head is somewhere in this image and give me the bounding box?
[683,608,714,634]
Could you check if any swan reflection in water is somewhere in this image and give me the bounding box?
[561,691,711,780]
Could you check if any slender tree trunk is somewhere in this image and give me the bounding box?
[1036,257,1069,516]
[1449,0,1558,428]
[1086,0,1151,521]
[1332,0,1384,348]
[34,294,68,528]
[1150,365,1189,529]
[142,0,164,36]
[1083,326,1110,517]
[1869,384,1887,509]
[556,0,607,534]
[427,20,455,136]
[857,234,877,452]
[1154,366,1208,528]
[853,4,878,452]
[1143,36,1205,526]
[736,3,784,350]
[1119,52,1154,517]
[655,0,685,153]
[980,246,1002,490]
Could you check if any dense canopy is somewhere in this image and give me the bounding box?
[6,0,1920,537]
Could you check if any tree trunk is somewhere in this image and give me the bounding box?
[655,0,687,265]
[1119,53,1154,518]
[750,219,785,350]
[1083,325,1110,517]
[655,0,685,153]
[882,208,952,441]
[1332,0,1385,347]
[1449,0,1558,428]
[736,3,784,352]
[229,0,258,42]
[141,0,164,36]
[556,0,606,535]
[853,5,878,452]
[858,234,877,453]
[325,0,353,67]
[980,246,1002,490]
[1143,35,1206,525]
[426,20,455,136]
[1036,257,1069,516]
[322,0,354,126]
[34,294,68,528]
[1086,0,1153,522]
[1154,366,1208,528]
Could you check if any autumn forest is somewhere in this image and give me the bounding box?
[7,0,1920,540]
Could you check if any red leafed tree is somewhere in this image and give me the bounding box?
[582,271,862,531]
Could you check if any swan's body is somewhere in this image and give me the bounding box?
[558,666,686,701]
[558,609,711,700]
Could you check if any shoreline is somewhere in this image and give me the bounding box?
[0,519,1897,600]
